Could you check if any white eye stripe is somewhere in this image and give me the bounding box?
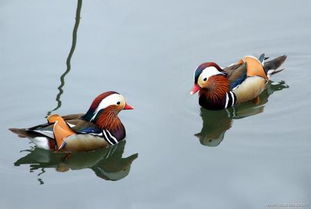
[199,66,223,81]
[91,93,124,120]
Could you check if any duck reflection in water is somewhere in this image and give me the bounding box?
[195,81,288,147]
[14,140,138,183]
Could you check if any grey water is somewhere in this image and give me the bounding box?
[1,0,311,208]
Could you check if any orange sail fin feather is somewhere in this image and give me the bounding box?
[238,56,268,80]
[47,114,75,150]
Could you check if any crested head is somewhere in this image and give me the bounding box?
[82,91,133,130]
[191,62,227,95]
[190,62,231,110]
[194,62,223,84]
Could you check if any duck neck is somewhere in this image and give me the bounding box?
[95,110,127,142]
[199,75,231,110]
[82,107,123,131]
[94,109,123,131]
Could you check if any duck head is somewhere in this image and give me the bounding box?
[82,91,133,130]
[190,62,228,95]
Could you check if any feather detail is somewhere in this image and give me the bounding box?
[47,114,75,150]
[238,56,268,80]
[264,55,287,73]
[199,75,230,110]
[223,63,248,89]
[264,55,287,79]
[94,106,123,131]
[9,128,57,150]
[258,53,265,63]
[233,76,267,104]
[82,91,118,121]
[63,134,109,152]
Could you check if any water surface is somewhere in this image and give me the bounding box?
[1,0,311,208]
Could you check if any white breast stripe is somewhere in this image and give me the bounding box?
[67,123,75,128]
[90,132,103,137]
[230,91,235,105]
[102,131,114,145]
[106,130,118,144]
[224,93,229,108]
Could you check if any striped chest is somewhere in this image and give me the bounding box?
[94,129,124,145]
[224,91,237,109]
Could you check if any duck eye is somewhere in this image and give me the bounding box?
[117,101,120,105]
[203,78,207,81]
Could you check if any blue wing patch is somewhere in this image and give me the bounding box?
[231,74,247,89]
[79,127,102,134]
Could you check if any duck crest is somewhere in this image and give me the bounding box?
[82,91,118,121]
[199,75,231,110]
[195,62,223,83]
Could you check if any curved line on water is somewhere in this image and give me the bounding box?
[46,0,82,117]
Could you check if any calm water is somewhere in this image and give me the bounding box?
[1,0,311,208]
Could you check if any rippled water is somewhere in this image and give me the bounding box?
[1,0,311,208]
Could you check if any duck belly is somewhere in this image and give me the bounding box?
[233,76,267,104]
[64,134,109,152]
[30,137,50,150]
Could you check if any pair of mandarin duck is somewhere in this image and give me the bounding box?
[10,53,287,152]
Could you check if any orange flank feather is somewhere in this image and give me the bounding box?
[47,114,75,150]
[238,56,268,80]
[47,114,61,123]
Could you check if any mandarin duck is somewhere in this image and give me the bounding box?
[195,81,288,147]
[190,54,287,110]
[10,91,134,152]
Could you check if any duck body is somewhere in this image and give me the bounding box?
[191,54,287,110]
[10,91,133,152]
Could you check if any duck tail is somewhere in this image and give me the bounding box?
[9,128,29,138]
[9,128,44,138]
[263,55,287,78]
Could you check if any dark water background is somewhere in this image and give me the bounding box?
[1,0,311,208]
